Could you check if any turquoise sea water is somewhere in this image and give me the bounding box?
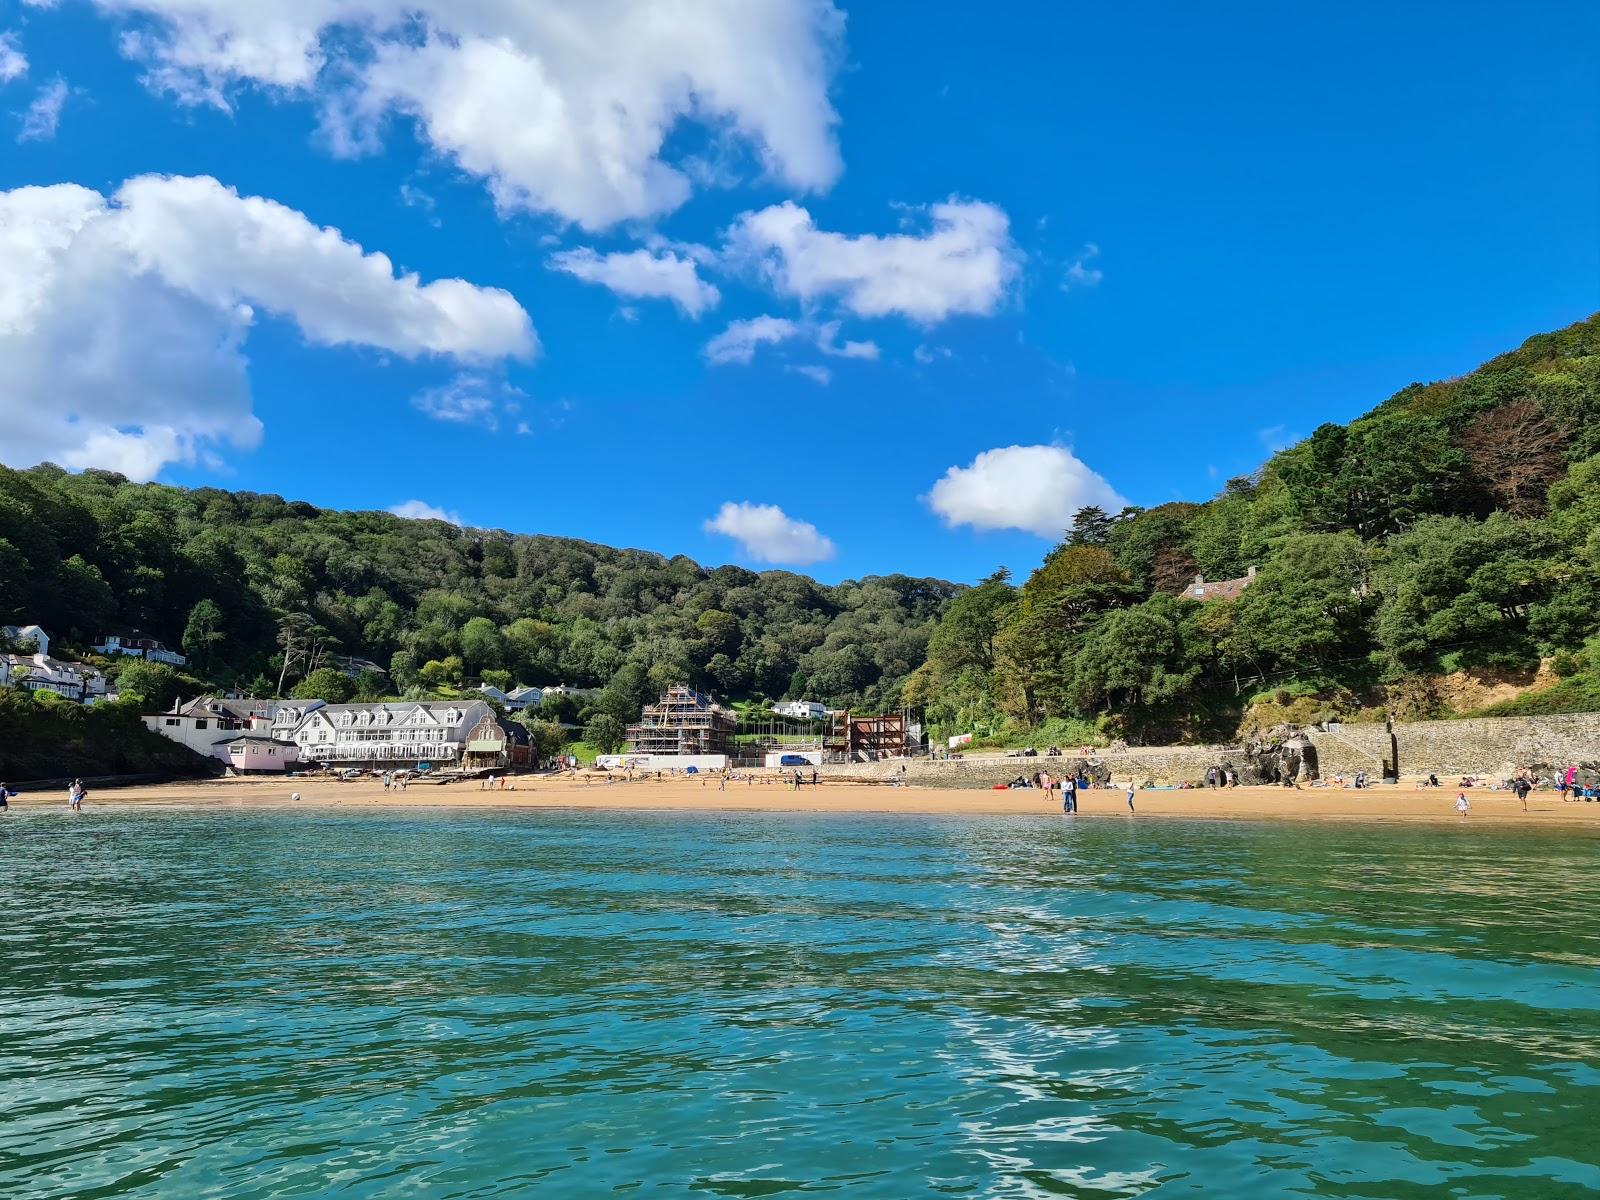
[2,809,1598,1198]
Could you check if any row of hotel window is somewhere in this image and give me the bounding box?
[308,729,469,742]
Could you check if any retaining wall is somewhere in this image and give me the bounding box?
[815,712,1600,788]
[1308,713,1600,777]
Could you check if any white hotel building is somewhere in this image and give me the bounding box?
[292,700,494,766]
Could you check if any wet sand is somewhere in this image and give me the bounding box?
[7,773,1600,827]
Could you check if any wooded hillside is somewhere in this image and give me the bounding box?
[3,314,1595,750]
[907,313,1600,743]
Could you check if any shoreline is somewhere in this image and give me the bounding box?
[6,775,1600,829]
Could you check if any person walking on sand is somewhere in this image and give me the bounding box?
[1455,792,1470,818]
[1062,774,1077,814]
[1126,778,1137,813]
[1513,775,1530,812]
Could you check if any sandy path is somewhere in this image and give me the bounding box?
[7,773,1600,828]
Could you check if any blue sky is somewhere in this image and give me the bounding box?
[2,1,1596,585]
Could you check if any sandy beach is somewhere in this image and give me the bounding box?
[7,772,1600,827]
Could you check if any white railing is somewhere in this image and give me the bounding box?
[304,743,460,762]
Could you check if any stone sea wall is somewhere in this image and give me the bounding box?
[814,712,1600,788]
[1308,713,1600,777]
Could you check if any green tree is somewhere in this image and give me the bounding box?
[352,669,388,700]
[1066,505,1116,546]
[519,717,568,763]
[292,667,356,703]
[57,554,116,641]
[582,713,626,754]
[115,661,184,712]
[1376,514,1553,670]
[1227,533,1371,674]
[181,599,227,671]
[460,616,505,672]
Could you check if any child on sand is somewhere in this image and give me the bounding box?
[1455,793,1470,817]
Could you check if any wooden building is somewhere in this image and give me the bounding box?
[825,711,907,761]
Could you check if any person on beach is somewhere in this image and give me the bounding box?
[1455,792,1470,817]
[0,782,13,811]
[1513,775,1531,812]
[1126,778,1137,813]
[68,779,84,811]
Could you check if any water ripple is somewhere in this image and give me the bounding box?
[1,810,1598,1198]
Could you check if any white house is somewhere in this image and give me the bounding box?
[772,699,828,721]
[541,684,590,699]
[267,700,325,739]
[291,700,494,767]
[92,630,187,666]
[143,696,272,756]
[3,651,108,703]
[1,624,49,657]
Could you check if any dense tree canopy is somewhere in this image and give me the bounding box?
[0,464,956,714]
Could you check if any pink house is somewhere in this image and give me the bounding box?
[215,735,300,773]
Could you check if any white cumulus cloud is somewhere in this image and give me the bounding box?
[388,499,462,525]
[0,174,535,480]
[705,501,836,565]
[727,197,1021,323]
[94,0,845,230]
[549,247,719,318]
[0,31,27,83]
[926,445,1126,538]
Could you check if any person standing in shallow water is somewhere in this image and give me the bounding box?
[1126,778,1137,813]
[1061,774,1077,814]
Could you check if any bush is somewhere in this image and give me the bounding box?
[0,690,220,781]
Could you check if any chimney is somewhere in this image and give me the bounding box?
[1193,573,1205,586]
[1246,565,1257,579]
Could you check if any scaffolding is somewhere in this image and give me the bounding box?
[824,711,909,761]
[626,685,737,757]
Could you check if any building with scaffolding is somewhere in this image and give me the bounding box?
[824,711,910,762]
[626,685,737,758]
